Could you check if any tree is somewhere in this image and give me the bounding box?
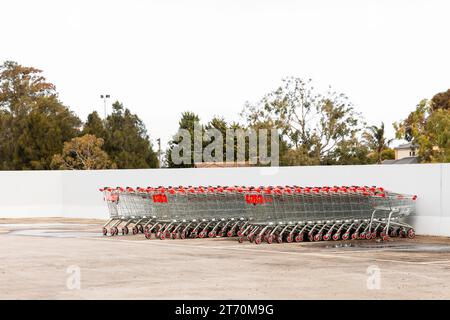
[51,134,115,170]
[83,111,106,139]
[248,119,287,166]
[15,96,81,169]
[103,101,158,168]
[322,135,372,165]
[204,116,229,162]
[431,89,450,111]
[424,109,450,162]
[241,77,363,165]
[83,108,160,168]
[0,61,81,170]
[363,122,393,164]
[380,148,395,161]
[395,98,450,163]
[166,111,202,168]
[0,61,55,116]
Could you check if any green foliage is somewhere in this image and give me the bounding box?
[204,116,228,161]
[166,111,289,167]
[0,61,158,170]
[281,146,321,166]
[166,111,202,168]
[241,77,364,165]
[362,122,393,164]
[249,120,289,166]
[323,136,372,165]
[395,98,450,163]
[83,111,106,139]
[103,101,158,169]
[51,134,115,170]
[0,61,81,169]
[8,60,447,169]
[419,109,450,162]
[431,89,450,111]
[380,148,395,161]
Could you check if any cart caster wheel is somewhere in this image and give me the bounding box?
[145,232,152,239]
[342,233,349,241]
[295,234,303,242]
[351,233,358,240]
[323,234,330,241]
[199,232,205,238]
[165,231,171,238]
[180,232,186,239]
[138,225,144,233]
[218,232,224,237]
[267,235,273,244]
[286,235,293,243]
[382,235,389,241]
[132,227,138,235]
[121,227,128,235]
[399,229,407,238]
[255,237,262,245]
[332,234,340,241]
[235,231,241,237]
[276,236,283,243]
[160,234,165,240]
[102,228,107,236]
[208,232,216,238]
[238,236,244,243]
[360,233,366,240]
[407,229,415,239]
[314,234,321,242]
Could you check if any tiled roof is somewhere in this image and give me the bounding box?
[382,157,418,165]
[395,142,416,150]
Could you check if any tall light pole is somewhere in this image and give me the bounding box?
[100,94,110,119]
[157,138,162,168]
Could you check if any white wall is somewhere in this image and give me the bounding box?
[1,164,449,236]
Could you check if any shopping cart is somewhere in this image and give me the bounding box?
[100,185,417,243]
[143,186,250,240]
[237,186,417,244]
[100,187,157,236]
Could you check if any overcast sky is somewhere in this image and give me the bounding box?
[1,0,449,148]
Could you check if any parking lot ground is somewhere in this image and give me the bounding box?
[1,218,450,299]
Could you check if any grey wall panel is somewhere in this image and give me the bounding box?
[1,164,449,236]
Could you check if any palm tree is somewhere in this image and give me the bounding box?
[363,122,393,164]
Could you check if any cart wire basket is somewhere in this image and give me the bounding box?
[99,185,417,244]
